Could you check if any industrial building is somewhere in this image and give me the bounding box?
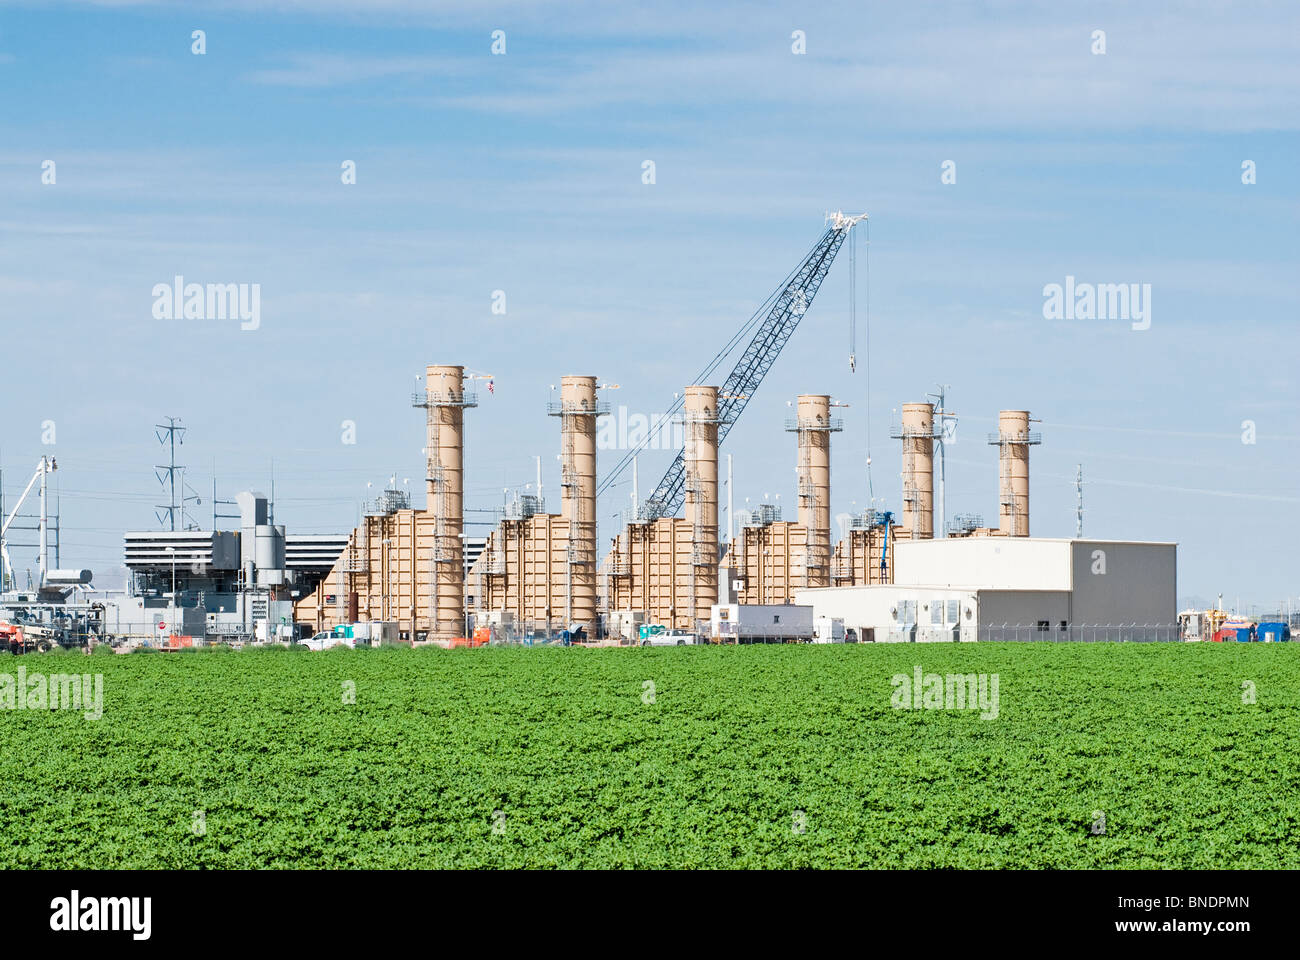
[287,349,1177,645]
[296,371,617,642]
[723,394,839,607]
[294,365,480,641]
[109,491,344,642]
[0,215,1192,650]
[793,403,1178,641]
[604,385,721,631]
[467,375,609,639]
[795,537,1178,642]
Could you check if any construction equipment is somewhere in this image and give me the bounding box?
[598,212,867,519]
[1,456,57,590]
[0,622,54,655]
[450,626,492,648]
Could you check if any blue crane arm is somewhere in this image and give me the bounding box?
[636,224,852,519]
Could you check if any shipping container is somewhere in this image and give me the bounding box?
[1257,621,1291,643]
[710,604,814,643]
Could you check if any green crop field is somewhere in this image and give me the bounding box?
[1,644,1297,868]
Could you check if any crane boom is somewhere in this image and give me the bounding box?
[610,213,864,520]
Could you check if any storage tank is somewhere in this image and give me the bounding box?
[44,569,93,585]
[255,524,286,585]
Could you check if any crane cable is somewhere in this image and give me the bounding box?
[862,220,875,503]
[848,225,856,374]
[596,231,825,498]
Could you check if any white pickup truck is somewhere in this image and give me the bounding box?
[640,629,699,647]
[298,631,348,651]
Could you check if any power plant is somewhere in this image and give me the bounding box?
[1,213,1195,649]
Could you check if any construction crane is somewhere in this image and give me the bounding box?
[598,211,867,519]
[0,456,57,591]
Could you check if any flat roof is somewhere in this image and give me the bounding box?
[795,584,1069,595]
[897,537,1178,547]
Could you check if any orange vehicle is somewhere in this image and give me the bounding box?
[0,622,53,654]
[449,626,492,648]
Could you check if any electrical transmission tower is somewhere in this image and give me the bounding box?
[154,417,198,531]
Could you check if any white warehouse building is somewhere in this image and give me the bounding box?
[794,537,1177,642]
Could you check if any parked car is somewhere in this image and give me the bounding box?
[640,629,697,647]
[298,631,347,651]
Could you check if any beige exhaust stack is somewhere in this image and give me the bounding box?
[788,394,840,587]
[420,364,476,641]
[896,402,935,539]
[683,385,721,623]
[550,375,606,637]
[989,409,1040,537]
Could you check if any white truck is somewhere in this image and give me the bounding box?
[298,631,348,651]
[637,625,699,646]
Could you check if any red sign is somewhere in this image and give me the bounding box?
[157,622,167,631]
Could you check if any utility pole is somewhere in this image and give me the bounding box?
[38,456,51,585]
[211,465,239,531]
[927,385,956,538]
[1076,464,1084,538]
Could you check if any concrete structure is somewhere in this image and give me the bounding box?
[296,362,479,643]
[292,487,434,639]
[787,394,839,588]
[988,410,1040,537]
[830,512,899,586]
[723,392,847,605]
[728,507,806,605]
[796,537,1178,642]
[603,384,722,631]
[683,386,721,621]
[418,364,477,641]
[473,501,572,636]
[470,375,610,638]
[893,402,936,540]
[551,375,603,636]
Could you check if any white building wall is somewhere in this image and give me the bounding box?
[794,538,1176,642]
[894,538,1072,590]
[794,585,978,642]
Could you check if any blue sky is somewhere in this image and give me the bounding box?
[0,0,1297,613]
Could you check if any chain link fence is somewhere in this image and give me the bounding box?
[978,622,1180,643]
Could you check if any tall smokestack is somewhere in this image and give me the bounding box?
[550,375,605,636]
[422,364,475,641]
[788,394,839,587]
[683,385,720,622]
[990,409,1039,537]
[896,402,935,539]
